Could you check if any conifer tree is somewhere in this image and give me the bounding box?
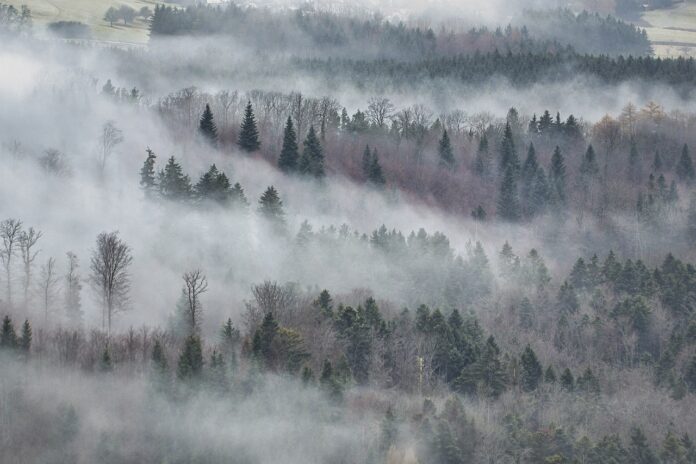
[177,335,204,381]
[653,150,663,172]
[473,134,490,177]
[544,365,557,383]
[677,144,695,182]
[230,182,250,210]
[278,117,299,173]
[362,145,372,178]
[368,149,386,186]
[628,427,659,464]
[0,315,17,349]
[238,101,260,152]
[628,138,641,182]
[198,103,218,145]
[140,148,157,195]
[499,122,519,175]
[158,156,193,201]
[560,368,574,391]
[99,347,113,372]
[438,129,455,169]
[258,186,286,233]
[549,146,567,209]
[19,319,31,353]
[521,143,539,216]
[299,126,325,178]
[471,205,486,221]
[497,167,521,222]
[558,281,579,313]
[520,345,543,392]
[530,167,550,216]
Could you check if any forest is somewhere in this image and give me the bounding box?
[1,1,696,463]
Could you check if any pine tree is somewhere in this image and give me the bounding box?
[471,205,486,221]
[140,148,157,195]
[19,319,31,353]
[99,346,113,372]
[299,126,325,178]
[549,146,567,209]
[158,156,193,201]
[530,167,550,216]
[628,138,641,182]
[238,101,260,152]
[230,182,250,210]
[0,315,17,349]
[177,335,203,381]
[677,144,695,182]
[577,367,600,395]
[558,281,579,313]
[520,345,543,392]
[198,103,218,145]
[497,167,521,222]
[278,117,299,173]
[368,149,386,186]
[473,134,490,177]
[499,122,519,175]
[521,143,539,216]
[544,365,557,383]
[258,186,286,233]
[560,368,574,391]
[628,427,659,464]
[438,129,455,169]
[362,145,372,179]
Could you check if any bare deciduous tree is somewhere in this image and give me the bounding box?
[367,97,395,129]
[90,232,133,335]
[1,218,23,309]
[64,251,83,326]
[98,121,124,173]
[39,257,59,326]
[19,226,42,310]
[182,269,208,333]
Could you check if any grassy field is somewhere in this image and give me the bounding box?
[7,0,162,44]
[641,1,696,57]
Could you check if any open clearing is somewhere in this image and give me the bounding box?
[6,0,162,44]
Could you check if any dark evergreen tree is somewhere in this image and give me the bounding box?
[549,146,567,209]
[653,150,663,172]
[499,122,519,175]
[677,144,695,182]
[473,134,490,177]
[139,148,157,195]
[560,368,574,391]
[198,103,218,145]
[558,281,579,313]
[0,315,17,349]
[230,182,250,210]
[628,427,659,464]
[177,335,204,381]
[278,116,299,173]
[19,319,31,353]
[497,167,521,222]
[158,156,193,201]
[299,126,325,178]
[520,345,543,392]
[628,138,641,182]
[544,365,557,384]
[238,101,260,152]
[438,129,455,169]
[471,205,486,221]
[521,143,539,216]
[367,149,386,186]
[99,347,113,372]
[258,186,286,233]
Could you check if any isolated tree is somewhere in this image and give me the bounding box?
[438,129,455,168]
[299,126,325,178]
[104,7,118,26]
[19,226,41,310]
[158,156,192,201]
[181,269,208,334]
[520,345,543,392]
[90,232,133,334]
[140,148,157,195]
[278,116,299,173]
[98,121,123,174]
[497,167,521,222]
[677,144,695,182]
[198,104,218,145]
[39,257,59,326]
[258,186,286,233]
[1,218,23,309]
[238,101,260,152]
[64,252,83,325]
[0,315,17,349]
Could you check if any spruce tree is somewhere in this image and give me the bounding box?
[497,167,521,222]
[140,148,157,195]
[499,122,519,175]
[362,145,372,179]
[368,149,386,186]
[238,101,260,152]
[544,365,557,383]
[158,156,193,201]
[521,143,539,216]
[530,167,550,216]
[278,117,299,173]
[0,315,17,349]
[19,319,31,353]
[230,182,250,210]
[677,144,695,182]
[560,368,574,391]
[177,335,204,381]
[198,103,218,145]
[473,134,490,177]
[438,129,455,169]
[298,126,324,178]
[549,146,567,209]
[520,345,543,392]
[99,347,113,372]
[628,138,641,182]
[258,186,286,233]
[628,427,659,464]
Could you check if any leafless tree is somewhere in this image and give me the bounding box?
[1,218,23,309]
[98,121,124,173]
[39,257,59,326]
[64,251,83,326]
[19,226,42,310]
[90,232,133,335]
[181,269,208,333]
[367,97,395,129]
[244,281,298,330]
